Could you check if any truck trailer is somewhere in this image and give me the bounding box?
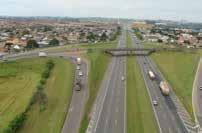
[76,57,81,65]
[159,81,169,96]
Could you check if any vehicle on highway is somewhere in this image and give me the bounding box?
[200,86,202,90]
[77,57,81,65]
[153,100,158,106]
[38,52,47,57]
[148,70,155,80]
[159,81,170,96]
[121,76,125,81]
[75,78,82,91]
[76,66,80,70]
[78,71,83,76]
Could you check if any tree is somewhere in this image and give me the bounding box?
[117,26,121,35]
[49,38,59,46]
[87,32,95,42]
[26,40,39,49]
[100,32,108,41]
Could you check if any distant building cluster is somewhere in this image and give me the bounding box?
[0,18,120,53]
[132,21,202,48]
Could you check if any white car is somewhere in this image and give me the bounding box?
[38,52,47,57]
[153,100,158,106]
[78,71,83,76]
[121,76,125,81]
[76,66,80,70]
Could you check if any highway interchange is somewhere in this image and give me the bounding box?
[1,26,201,133]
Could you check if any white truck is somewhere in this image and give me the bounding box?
[77,57,81,65]
[159,81,170,96]
[38,52,47,57]
[148,70,155,80]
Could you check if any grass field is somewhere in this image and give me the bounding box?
[18,58,74,133]
[127,32,158,133]
[0,58,47,132]
[151,52,199,120]
[79,51,111,133]
[127,57,158,133]
[126,31,132,48]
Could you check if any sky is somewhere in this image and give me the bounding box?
[0,0,202,22]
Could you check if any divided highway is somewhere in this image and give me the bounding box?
[130,32,188,133]
[86,30,126,133]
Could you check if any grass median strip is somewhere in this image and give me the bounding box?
[127,57,158,133]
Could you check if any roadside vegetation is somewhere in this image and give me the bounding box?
[19,58,74,133]
[0,58,46,132]
[127,57,158,133]
[127,31,158,132]
[79,42,117,132]
[0,58,74,133]
[132,28,143,40]
[151,51,199,121]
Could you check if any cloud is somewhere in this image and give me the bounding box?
[0,0,201,22]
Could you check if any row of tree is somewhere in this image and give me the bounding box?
[26,38,60,49]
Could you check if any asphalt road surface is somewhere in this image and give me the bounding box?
[86,30,126,133]
[130,32,188,133]
[61,57,88,133]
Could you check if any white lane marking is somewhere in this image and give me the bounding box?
[169,128,172,133]
[115,120,118,125]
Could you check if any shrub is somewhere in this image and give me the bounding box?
[4,113,26,133]
[40,78,46,85]
[36,83,43,90]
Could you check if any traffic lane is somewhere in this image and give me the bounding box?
[87,30,126,133]
[196,60,202,124]
[62,59,88,133]
[144,56,188,131]
[137,56,177,133]
[112,57,125,133]
[95,57,121,133]
[107,57,125,133]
